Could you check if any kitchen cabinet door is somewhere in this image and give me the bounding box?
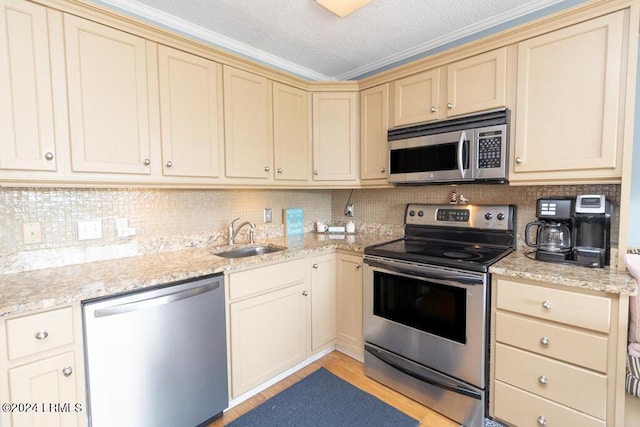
[273,82,310,181]
[8,352,80,427]
[310,253,337,351]
[392,68,440,126]
[446,48,507,117]
[336,253,363,360]
[229,283,308,397]
[223,66,273,180]
[312,92,358,181]
[65,14,152,175]
[511,12,626,183]
[0,0,58,172]
[158,45,223,178]
[360,84,390,184]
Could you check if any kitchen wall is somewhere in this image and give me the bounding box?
[0,184,619,273]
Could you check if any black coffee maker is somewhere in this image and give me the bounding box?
[525,195,611,267]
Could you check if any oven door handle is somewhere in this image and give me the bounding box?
[365,344,481,400]
[365,258,483,286]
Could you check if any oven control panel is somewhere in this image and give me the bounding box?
[405,204,514,231]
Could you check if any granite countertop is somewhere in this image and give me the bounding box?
[490,250,637,296]
[0,233,397,318]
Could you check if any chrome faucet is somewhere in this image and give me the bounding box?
[228,218,256,245]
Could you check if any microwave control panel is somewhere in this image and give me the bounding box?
[477,130,503,169]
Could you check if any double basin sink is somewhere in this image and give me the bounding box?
[214,245,285,258]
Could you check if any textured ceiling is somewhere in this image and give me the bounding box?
[91,0,575,80]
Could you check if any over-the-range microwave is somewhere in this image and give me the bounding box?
[387,108,509,185]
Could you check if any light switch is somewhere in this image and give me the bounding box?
[22,222,42,244]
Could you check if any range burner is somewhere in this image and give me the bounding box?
[442,250,484,260]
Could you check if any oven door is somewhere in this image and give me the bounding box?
[363,256,488,388]
[388,129,473,183]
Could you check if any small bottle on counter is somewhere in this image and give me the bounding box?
[450,187,457,204]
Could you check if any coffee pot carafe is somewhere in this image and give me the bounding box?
[525,221,571,253]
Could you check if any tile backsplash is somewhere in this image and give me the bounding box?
[0,184,620,272]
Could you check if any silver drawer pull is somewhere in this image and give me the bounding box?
[312,264,318,269]
[143,158,151,166]
[45,152,54,160]
[355,263,361,269]
[302,290,309,296]
[540,336,550,346]
[35,330,48,340]
[62,366,73,377]
[537,416,547,426]
[542,300,552,310]
[538,375,549,385]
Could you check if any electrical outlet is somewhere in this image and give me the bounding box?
[77,219,103,241]
[22,222,42,244]
[345,204,354,217]
[263,208,273,223]
[114,218,136,238]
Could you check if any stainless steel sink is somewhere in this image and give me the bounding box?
[214,245,285,258]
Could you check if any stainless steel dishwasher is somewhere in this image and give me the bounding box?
[82,274,228,427]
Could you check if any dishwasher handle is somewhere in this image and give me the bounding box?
[93,281,221,318]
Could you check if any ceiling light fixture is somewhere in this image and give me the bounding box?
[316,0,372,18]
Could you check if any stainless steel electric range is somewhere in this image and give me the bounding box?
[363,203,516,427]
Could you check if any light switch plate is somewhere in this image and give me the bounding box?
[22,222,42,244]
[77,219,103,240]
[263,208,272,223]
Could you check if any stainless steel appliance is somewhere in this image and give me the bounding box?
[387,109,509,184]
[83,274,228,427]
[525,195,611,267]
[363,203,516,427]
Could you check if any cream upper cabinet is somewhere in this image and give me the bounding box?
[312,92,359,181]
[511,12,626,183]
[392,48,507,127]
[392,68,440,126]
[360,84,390,183]
[223,66,273,180]
[273,82,310,182]
[0,0,59,172]
[446,48,507,117]
[336,253,364,360]
[157,45,223,178]
[65,14,152,175]
[310,253,337,351]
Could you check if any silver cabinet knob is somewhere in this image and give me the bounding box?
[380,167,386,173]
[515,156,524,164]
[537,416,547,426]
[165,161,173,168]
[35,330,48,340]
[62,366,73,377]
[302,290,309,296]
[264,166,270,172]
[538,375,549,385]
[542,300,552,310]
[276,168,283,174]
[44,152,54,160]
[540,336,550,346]
[431,106,437,112]
[355,263,361,269]
[143,158,151,166]
[447,102,453,109]
[312,264,318,269]
[314,170,319,175]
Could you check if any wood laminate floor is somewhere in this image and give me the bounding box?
[208,350,459,427]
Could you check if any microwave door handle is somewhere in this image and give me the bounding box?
[457,130,466,179]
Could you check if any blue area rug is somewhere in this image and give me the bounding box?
[227,368,419,427]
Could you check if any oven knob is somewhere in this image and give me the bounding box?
[409,210,415,217]
[484,212,493,220]
[497,212,505,221]
[418,210,424,217]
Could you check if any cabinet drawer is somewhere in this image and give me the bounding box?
[496,278,611,332]
[494,381,605,427]
[496,311,608,372]
[495,343,606,419]
[6,307,74,360]
[229,258,308,300]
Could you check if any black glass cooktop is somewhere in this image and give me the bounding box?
[364,238,513,273]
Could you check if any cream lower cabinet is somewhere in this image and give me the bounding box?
[392,48,507,126]
[360,84,390,185]
[311,92,359,182]
[0,306,86,427]
[335,252,363,360]
[490,276,626,427]
[310,253,337,351]
[227,259,310,398]
[511,11,628,184]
